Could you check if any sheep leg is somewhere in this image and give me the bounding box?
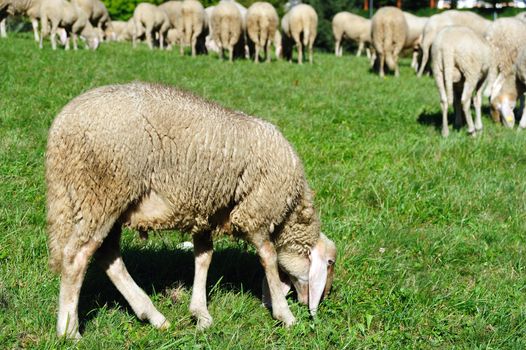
[56,239,101,339]
[159,31,164,50]
[519,95,526,129]
[461,82,476,135]
[50,21,59,51]
[0,19,6,38]
[96,226,169,330]
[308,41,313,64]
[437,80,450,137]
[474,84,483,132]
[228,45,233,62]
[357,41,364,57]
[334,39,340,57]
[189,231,214,330]
[32,18,40,42]
[379,54,385,78]
[453,88,463,131]
[417,45,429,77]
[145,26,153,49]
[255,44,260,63]
[253,239,296,326]
[191,33,198,57]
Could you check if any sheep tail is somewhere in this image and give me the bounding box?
[302,19,310,47]
[259,16,269,47]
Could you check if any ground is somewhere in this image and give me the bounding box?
[1,36,526,348]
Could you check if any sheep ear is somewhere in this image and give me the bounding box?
[308,241,328,316]
[261,273,292,309]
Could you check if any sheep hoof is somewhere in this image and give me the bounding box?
[158,319,171,331]
[196,314,213,330]
[441,129,449,138]
[274,311,296,327]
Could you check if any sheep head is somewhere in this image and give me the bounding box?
[490,73,518,128]
[264,233,336,316]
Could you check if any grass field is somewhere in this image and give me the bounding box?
[2,35,526,349]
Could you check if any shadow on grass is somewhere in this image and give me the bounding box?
[78,244,264,331]
[417,106,495,134]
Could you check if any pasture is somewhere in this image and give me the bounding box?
[2,35,526,348]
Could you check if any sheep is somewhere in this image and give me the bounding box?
[403,12,427,72]
[166,27,179,49]
[210,1,243,61]
[486,17,526,128]
[204,5,220,54]
[72,0,110,41]
[281,3,317,64]
[246,2,278,63]
[431,26,491,137]
[332,12,371,58]
[132,3,170,50]
[159,1,183,47]
[180,0,205,57]
[371,6,407,77]
[5,0,42,41]
[39,0,99,50]
[417,10,491,77]
[46,82,337,339]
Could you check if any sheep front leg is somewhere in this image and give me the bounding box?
[32,18,40,41]
[189,232,214,330]
[255,44,260,63]
[0,19,6,38]
[357,41,364,57]
[96,226,169,330]
[379,54,385,78]
[253,239,296,326]
[57,239,101,339]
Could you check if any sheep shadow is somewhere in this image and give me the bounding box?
[78,242,264,331]
[417,106,497,134]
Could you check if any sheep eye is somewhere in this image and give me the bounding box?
[327,259,335,266]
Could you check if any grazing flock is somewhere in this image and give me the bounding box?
[336,6,526,137]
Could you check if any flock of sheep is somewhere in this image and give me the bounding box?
[0,0,321,63]
[336,7,526,137]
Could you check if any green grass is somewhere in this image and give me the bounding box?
[2,35,526,349]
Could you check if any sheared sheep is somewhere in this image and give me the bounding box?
[417,10,490,77]
[246,1,278,63]
[402,11,427,72]
[485,17,526,128]
[133,3,170,50]
[39,0,99,50]
[180,0,205,56]
[5,0,42,41]
[210,1,243,61]
[46,82,337,339]
[371,6,407,77]
[332,11,371,58]
[281,3,317,64]
[431,26,491,137]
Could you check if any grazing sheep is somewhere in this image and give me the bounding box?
[281,3,317,64]
[165,27,180,49]
[46,82,337,339]
[246,2,278,63]
[486,18,526,128]
[5,0,42,41]
[180,0,205,56]
[159,1,183,46]
[204,5,220,54]
[402,12,427,72]
[39,0,99,50]
[133,3,170,50]
[210,1,243,61]
[432,26,491,137]
[72,0,110,41]
[417,10,490,77]
[332,11,371,58]
[371,6,407,77]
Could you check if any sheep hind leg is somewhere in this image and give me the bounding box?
[474,82,484,132]
[252,238,295,326]
[56,239,102,339]
[461,82,476,135]
[96,225,169,330]
[189,231,213,330]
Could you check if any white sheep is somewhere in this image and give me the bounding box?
[246,1,278,63]
[204,5,220,54]
[180,0,205,56]
[431,26,491,137]
[39,0,99,50]
[402,12,427,72]
[371,6,407,77]
[332,11,371,58]
[486,17,526,128]
[72,0,110,41]
[5,0,42,41]
[132,2,170,50]
[281,3,317,64]
[417,10,490,77]
[46,82,337,339]
[159,1,183,47]
[210,1,243,61]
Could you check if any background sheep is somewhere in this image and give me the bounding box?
[204,5,220,54]
[210,1,243,61]
[246,1,278,63]
[403,11,427,72]
[486,17,526,128]
[371,6,407,77]
[180,0,206,57]
[281,3,317,64]
[417,10,491,77]
[159,1,183,48]
[133,3,170,50]
[332,11,371,58]
[431,26,490,137]
[39,0,99,50]
[5,0,42,41]
[46,82,337,338]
